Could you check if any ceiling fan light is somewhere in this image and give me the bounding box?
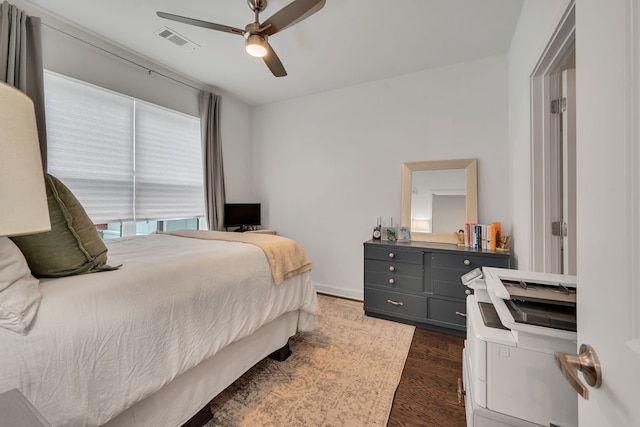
[245,34,267,57]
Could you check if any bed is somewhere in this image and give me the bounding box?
[0,231,318,427]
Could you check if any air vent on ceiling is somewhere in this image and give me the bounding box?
[154,26,200,51]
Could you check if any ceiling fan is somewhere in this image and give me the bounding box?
[157,0,326,77]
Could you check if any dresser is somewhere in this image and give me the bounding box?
[363,240,510,336]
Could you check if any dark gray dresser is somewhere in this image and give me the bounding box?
[364,240,510,336]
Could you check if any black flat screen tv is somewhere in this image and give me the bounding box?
[223,203,261,228]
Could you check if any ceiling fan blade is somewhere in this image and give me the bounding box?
[263,42,287,77]
[157,11,245,36]
[260,0,326,37]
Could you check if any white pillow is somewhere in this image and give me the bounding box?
[0,237,42,334]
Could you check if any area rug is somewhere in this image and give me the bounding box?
[206,294,415,427]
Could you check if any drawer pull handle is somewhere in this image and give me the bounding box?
[388,278,395,285]
[455,311,467,317]
[463,259,470,266]
[389,266,395,272]
[387,299,404,306]
[388,252,395,258]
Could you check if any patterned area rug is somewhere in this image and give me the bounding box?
[206,294,415,427]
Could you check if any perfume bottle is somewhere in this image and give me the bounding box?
[372,216,381,240]
[372,225,381,240]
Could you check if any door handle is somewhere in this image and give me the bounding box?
[457,378,465,405]
[554,344,602,399]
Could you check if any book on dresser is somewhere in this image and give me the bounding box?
[363,239,510,336]
[464,223,502,250]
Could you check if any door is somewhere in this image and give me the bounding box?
[572,0,640,425]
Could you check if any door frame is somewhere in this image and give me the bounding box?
[561,69,577,275]
[530,1,575,273]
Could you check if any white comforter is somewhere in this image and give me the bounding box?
[0,233,317,426]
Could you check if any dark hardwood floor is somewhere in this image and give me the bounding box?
[387,327,467,427]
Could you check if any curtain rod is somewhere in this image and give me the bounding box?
[41,22,205,93]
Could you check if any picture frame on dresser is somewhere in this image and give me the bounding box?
[396,227,411,242]
[381,227,396,241]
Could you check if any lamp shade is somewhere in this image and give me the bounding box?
[0,82,51,236]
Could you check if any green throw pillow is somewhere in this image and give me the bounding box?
[10,173,118,278]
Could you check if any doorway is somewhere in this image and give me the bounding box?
[530,3,576,275]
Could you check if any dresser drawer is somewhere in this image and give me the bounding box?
[364,246,423,264]
[432,253,484,270]
[365,271,423,292]
[364,287,427,319]
[365,259,423,276]
[431,252,510,270]
[428,297,466,327]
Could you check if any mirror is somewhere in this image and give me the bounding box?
[401,159,477,244]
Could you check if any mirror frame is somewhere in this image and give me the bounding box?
[401,158,478,244]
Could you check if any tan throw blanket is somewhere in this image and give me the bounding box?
[165,230,312,284]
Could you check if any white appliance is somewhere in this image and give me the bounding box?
[463,267,578,427]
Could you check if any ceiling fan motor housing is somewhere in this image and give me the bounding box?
[245,21,262,34]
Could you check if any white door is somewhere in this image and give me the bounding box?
[572,0,640,425]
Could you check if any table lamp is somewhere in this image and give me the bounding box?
[0,82,50,240]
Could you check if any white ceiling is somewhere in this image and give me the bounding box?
[25,0,524,106]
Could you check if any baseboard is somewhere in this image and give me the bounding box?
[313,283,363,301]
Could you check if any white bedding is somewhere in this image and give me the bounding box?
[0,233,317,426]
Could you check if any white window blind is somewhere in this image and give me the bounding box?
[44,71,204,224]
[46,73,134,223]
[135,103,204,220]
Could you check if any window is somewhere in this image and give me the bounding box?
[44,71,204,237]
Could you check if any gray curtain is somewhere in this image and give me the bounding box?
[199,91,226,230]
[0,1,47,169]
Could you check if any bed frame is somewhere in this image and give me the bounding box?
[104,310,301,427]
[182,340,292,427]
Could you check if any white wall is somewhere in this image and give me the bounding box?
[13,0,254,203]
[252,55,510,300]
[16,0,571,299]
[507,0,571,269]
